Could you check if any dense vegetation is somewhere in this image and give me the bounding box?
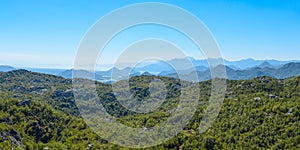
[0,70,299,149]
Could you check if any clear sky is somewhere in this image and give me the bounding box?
[0,0,299,68]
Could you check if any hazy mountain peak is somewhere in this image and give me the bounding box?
[258,62,274,68]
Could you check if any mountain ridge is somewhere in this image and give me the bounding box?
[1,58,299,82]
[0,69,299,149]
[164,62,300,81]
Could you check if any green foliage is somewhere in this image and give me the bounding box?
[0,70,299,149]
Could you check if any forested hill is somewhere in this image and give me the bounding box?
[0,70,299,149]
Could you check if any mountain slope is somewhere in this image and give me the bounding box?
[258,61,275,68]
[275,62,300,78]
[0,70,299,149]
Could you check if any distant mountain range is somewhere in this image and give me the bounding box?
[58,67,142,83]
[58,69,105,81]
[1,58,299,82]
[139,57,298,71]
[0,65,15,72]
[164,62,300,81]
[25,68,66,75]
[221,58,296,69]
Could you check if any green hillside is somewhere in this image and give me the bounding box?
[0,70,299,149]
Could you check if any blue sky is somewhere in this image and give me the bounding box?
[0,0,299,68]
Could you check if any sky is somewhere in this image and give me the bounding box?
[0,0,299,68]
